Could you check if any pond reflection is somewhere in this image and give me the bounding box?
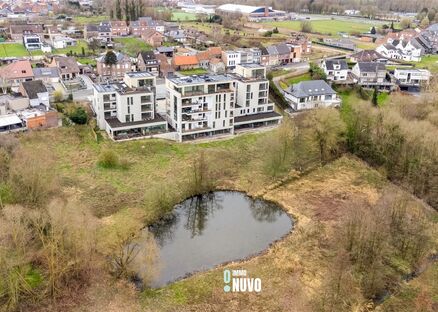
[144,191,293,288]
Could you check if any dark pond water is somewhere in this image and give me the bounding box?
[147,191,294,288]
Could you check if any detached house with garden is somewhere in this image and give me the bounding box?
[284,80,341,111]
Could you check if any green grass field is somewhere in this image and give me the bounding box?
[179,68,208,76]
[286,72,311,85]
[72,15,109,25]
[53,40,91,56]
[414,54,438,73]
[263,20,374,36]
[0,43,43,57]
[172,10,198,22]
[113,37,152,56]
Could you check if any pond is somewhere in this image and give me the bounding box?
[146,191,294,288]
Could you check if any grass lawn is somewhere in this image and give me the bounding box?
[286,72,311,85]
[179,68,208,76]
[113,37,153,56]
[53,40,92,56]
[414,54,438,73]
[72,15,109,25]
[0,43,44,57]
[263,20,374,36]
[76,57,97,66]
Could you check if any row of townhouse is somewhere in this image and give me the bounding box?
[91,64,282,142]
[376,39,423,62]
[84,18,165,39]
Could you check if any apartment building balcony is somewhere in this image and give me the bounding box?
[104,103,117,110]
[182,114,207,122]
[181,89,234,98]
[141,104,153,112]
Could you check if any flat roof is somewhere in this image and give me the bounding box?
[125,71,155,78]
[0,114,22,128]
[105,115,166,129]
[94,82,153,94]
[168,74,234,86]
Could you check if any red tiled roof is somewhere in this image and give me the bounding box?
[173,55,199,66]
[0,60,34,79]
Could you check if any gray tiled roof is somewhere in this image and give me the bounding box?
[325,59,348,70]
[32,67,59,78]
[288,80,336,98]
[357,62,386,72]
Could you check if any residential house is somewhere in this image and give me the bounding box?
[394,68,430,87]
[321,59,349,82]
[92,72,168,140]
[141,29,164,47]
[350,50,388,63]
[288,32,312,54]
[232,64,281,130]
[84,22,112,44]
[52,35,77,49]
[0,60,34,91]
[32,67,60,83]
[263,46,279,66]
[84,24,98,39]
[209,58,225,74]
[138,17,165,33]
[165,74,236,142]
[23,33,42,50]
[172,55,199,70]
[166,29,186,43]
[19,80,49,110]
[375,29,418,45]
[284,80,340,111]
[155,54,174,78]
[110,20,129,36]
[156,46,175,57]
[197,51,211,69]
[9,24,43,40]
[222,50,241,68]
[412,24,438,54]
[376,39,422,62]
[50,56,80,81]
[274,43,294,64]
[129,20,149,37]
[352,62,395,90]
[137,51,159,75]
[96,52,132,79]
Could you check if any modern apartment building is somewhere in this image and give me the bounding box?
[232,64,282,130]
[166,75,236,141]
[92,72,167,140]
